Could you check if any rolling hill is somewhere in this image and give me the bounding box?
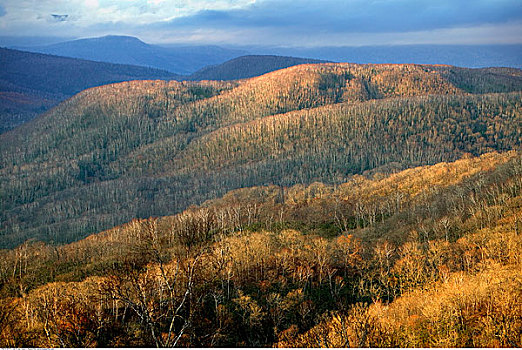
[1,63,521,248]
[19,35,248,75]
[0,49,334,133]
[0,47,180,132]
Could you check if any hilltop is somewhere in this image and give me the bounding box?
[0,47,180,132]
[189,55,328,81]
[1,62,520,248]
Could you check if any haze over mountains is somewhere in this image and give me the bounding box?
[11,35,522,74]
[254,44,522,69]
[16,35,248,75]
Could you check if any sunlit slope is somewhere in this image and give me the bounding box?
[0,63,521,247]
[1,151,521,347]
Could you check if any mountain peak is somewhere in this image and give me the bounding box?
[190,54,328,81]
[72,35,148,47]
[95,35,146,43]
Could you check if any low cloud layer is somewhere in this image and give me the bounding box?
[0,0,521,46]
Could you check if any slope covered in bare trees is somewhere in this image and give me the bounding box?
[0,63,521,248]
[0,151,521,347]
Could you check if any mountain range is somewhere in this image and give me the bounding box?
[0,46,329,133]
[16,35,248,75]
[13,36,522,72]
[2,35,521,134]
[0,34,521,347]
[1,62,520,248]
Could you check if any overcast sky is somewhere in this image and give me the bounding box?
[0,0,521,46]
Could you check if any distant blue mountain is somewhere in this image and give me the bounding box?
[247,44,522,69]
[16,36,522,73]
[18,35,248,74]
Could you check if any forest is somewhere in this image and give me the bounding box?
[1,63,521,248]
[0,151,520,347]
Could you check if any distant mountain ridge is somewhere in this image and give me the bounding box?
[188,55,329,81]
[252,44,522,69]
[19,35,248,75]
[0,47,338,132]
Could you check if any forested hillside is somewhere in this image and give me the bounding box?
[0,151,521,347]
[1,63,521,248]
[0,47,180,132]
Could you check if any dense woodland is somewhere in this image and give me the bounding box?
[1,63,521,248]
[0,151,521,347]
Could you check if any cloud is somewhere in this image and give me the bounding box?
[50,14,69,22]
[165,0,522,33]
[0,0,520,46]
[135,0,522,46]
[0,4,6,17]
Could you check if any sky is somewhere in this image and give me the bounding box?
[0,0,521,47]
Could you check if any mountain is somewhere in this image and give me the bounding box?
[1,63,521,249]
[19,35,248,75]
[189,55,328,81]
[0,48,336,133]
[0,36,75,48]
[0,151,520,347]
[250,44,522,68]
[0,47,180,132]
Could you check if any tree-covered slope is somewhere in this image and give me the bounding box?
[0,151,521,347]
[0,47,181,132]
[0,63,521,248]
